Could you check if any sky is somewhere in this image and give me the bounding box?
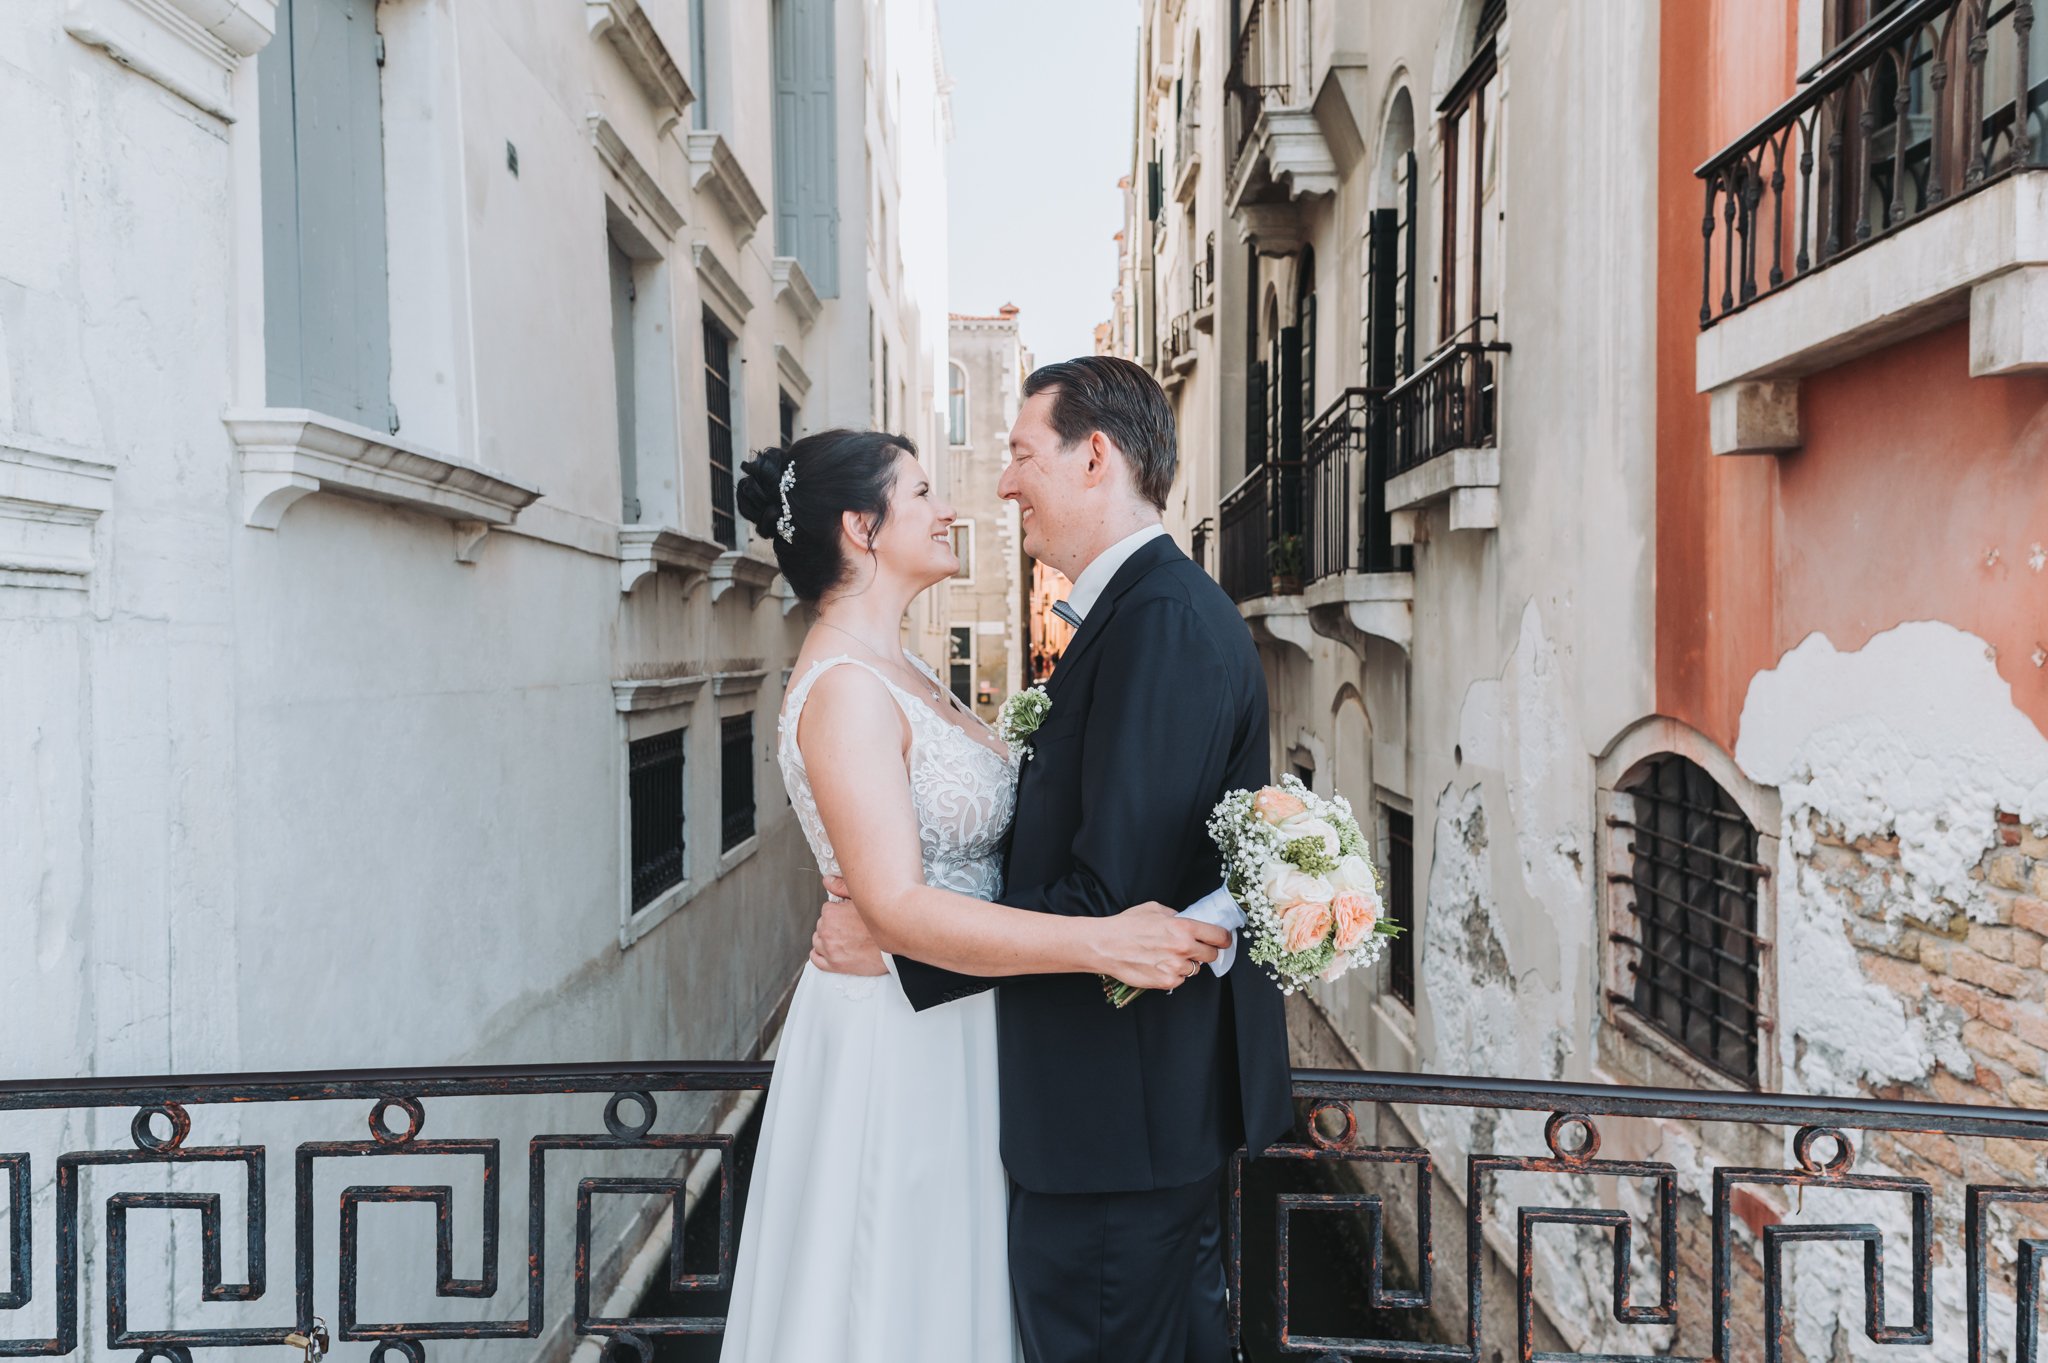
[938,0,1138,365]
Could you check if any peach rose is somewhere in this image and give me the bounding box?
[1331,889,1379,952]
[1253,787,1309,825]
[1280,900,1334,955]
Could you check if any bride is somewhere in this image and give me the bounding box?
[717,429,1227,1362]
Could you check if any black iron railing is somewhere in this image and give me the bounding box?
[1698,0,2046,328]
[1161,312,1196,370]
[1384,323,1508,478]
[4,1062,2046,1360]
[1176,79,1203,187]
[1303,387,1411,583]
[1226,0,1288,180]
[1219,458,1307,603]
[1193,231,1217,312]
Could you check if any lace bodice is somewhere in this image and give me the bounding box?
[777,655,1018,904]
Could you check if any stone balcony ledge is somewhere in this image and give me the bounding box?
[1304,570,1413,654]
[618,526,723,595]
[1237,592,1314,658]
[1385,447,1500,543]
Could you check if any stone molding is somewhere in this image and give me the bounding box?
[0,434,116,591]
[711,668,768,698]
[590,115,684,240]
[770,257,822,332]
[585,0,694,134]
[612,673,708,714]
[64,0,276,122]
[692,241,753,322]
[708,547,778,606]
[617,525,723,596]
[774,343,812,399]
[1385,446,1501,543]
[685,131,767,245]
[1304,570,1414,654]
[225,407,542,561]
[1238,594,1315,658]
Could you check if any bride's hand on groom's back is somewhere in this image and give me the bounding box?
[1093,904,1229,993]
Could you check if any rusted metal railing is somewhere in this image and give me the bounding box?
[1,1062,2046,1359]
[1698,0,2045,328]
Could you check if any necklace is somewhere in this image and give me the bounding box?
[816,620,945,704]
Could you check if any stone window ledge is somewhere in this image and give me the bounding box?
[225,408,542,562]
[771,257,822,332]
[1385,447,1499,543]
[709,548,779,606]
[612,673,707,714]
[0,434,116,591]
[618,526,722,596]
[1238,593,1314,658]
[1304,570,1413,654]
[1698,172,2048,455]
[686,131,767,245]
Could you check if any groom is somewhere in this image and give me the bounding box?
[813,356,1293,1362]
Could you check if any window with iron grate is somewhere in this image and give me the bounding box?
[628,730,686,910]
[1614,754,1765,1086]
[721,714,755,851]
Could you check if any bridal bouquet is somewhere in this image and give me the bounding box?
[1102,775,1400,1007]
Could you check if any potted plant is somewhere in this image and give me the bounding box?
[1268,534,1305,596]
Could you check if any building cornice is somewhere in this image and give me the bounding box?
[584,0,695,134]
[64,0,276,121]
[590,115,684,240]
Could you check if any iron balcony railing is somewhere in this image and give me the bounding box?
[1193,230,1217,312]
[1161,311,1196,370]
[1303,387,1412,584]
[1219,456,1307,603]
[1176,79,1202,187]
[1697,0,2046,328]
[1226,0,1288,181]
[1384,320,1508,478]
[3,1061,2047,1360]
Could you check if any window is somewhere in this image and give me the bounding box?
[704,312,737,548]
[1366,91,1419,386]
[1296,245,1317,424]
[629,730,687,909]
[689,0,710,130]
[878,337,892,428]
[720,714,755,850]
[947,362,968,445]
[947,627,974,707]
[1383,806,1415,1007]
[609,234,642,523]
[1440,21,1502,341]
[780,390,798,448]
[950,521,974,580]
[1613,755,1765,1085]
[771,0,841,296]
[258,0,394,430]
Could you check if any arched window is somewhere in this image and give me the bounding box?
[1368,88,1418,385]
[1295,245,1317,423]
[1615,754,1765,1085]
[947,362,968,446]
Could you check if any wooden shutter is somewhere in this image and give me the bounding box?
[773,0,840,296]
[609,236,641,524]
[259,0,394,430]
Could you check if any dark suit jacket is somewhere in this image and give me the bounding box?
[896,535,1294,1194]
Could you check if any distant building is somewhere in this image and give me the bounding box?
[944,306,1030,718]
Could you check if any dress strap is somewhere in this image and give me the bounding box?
[778,655,921,764]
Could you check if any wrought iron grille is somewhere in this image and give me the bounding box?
[1697,0,2046,328]
[1193,230,1217,311]
[703,316,737,549]
[1226,0,1288,179]
[1611,754,1768,1086]
[1176,79,1202,186]
[718,715,754,852]
[1219,465,1271,603]
[5,1062,2047,1360]
[1384,323,1508,478]
[1161,311,1196,369]
[1384,805,1415,1008]
[1303,388,1411,584]
[627,730,686,911]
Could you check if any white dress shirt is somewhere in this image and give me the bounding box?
[1054,522,1243,975]
[1064,524,1168,620]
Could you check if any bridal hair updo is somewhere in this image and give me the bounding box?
[735,429,917,602]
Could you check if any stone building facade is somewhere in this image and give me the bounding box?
[1118,0,2048,1356]
[942,306,1029,720]
[2,0,947,1350]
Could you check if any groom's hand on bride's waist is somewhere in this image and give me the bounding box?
[811,884,889,976]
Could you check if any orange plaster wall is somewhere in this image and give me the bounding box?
[1660,0,2048,745]
[1655,0,1792,754]
[1786,323,2048,730]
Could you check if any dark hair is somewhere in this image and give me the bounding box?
[735,429,916,601]
[1021,355,1178,508]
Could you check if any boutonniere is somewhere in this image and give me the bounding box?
[997,685,1052,761]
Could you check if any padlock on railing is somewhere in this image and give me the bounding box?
[282,1319,330,1362]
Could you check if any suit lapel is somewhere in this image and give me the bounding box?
[1045,535,1183,703]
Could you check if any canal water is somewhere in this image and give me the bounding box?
[637,1105,1443,1360]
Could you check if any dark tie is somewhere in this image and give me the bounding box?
[1051,600,1084,630]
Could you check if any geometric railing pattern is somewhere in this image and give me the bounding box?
[4,1063,2045,1360]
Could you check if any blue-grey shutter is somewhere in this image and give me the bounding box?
[772,0,839,296]
[609,236,641,523]
[258,0,394,430]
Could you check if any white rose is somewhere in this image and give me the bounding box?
[1263,867,1335,908]
[1278,814,1342,859]
[1328,855,1377,895]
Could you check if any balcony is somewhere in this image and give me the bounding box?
[1302,388,1414,653]
[1192,230,1218,331]
[8,1058,2047,1359]
[1224,0,1336,248]
[1159,311,1197,390]
[1382,323,1510,542]
[1696,0,2048,453]
[1173,79,1203,205]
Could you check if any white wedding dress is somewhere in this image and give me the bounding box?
[719,653,1023,1363]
